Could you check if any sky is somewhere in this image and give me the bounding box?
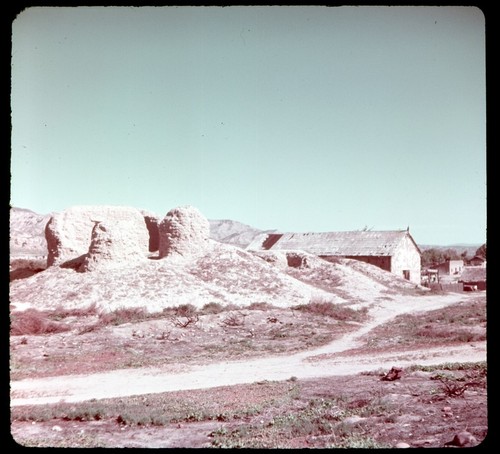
[10,6,486,246]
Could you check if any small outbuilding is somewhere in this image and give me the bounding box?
[436,259,464,276]
[459,266,487,291]
[247,229,422,284]
[468,255,486,267]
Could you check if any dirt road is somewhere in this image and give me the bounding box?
[10,292,486,407]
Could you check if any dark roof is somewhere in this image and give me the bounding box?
[248,230,420,257]
[460,266,487,283]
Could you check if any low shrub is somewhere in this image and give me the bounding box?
[248,302,274,311]
[221,313,245,327]
[97,307,149,325]
[295,300,368,322]
[409,361,486,373]
[200,302,225,315]
[174,304,197,317]
[416,326,485,343]
[48,303,99,320]
[11,309,71,336]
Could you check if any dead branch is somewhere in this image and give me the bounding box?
[439,380,467,397]
[170,314,199,328]
[220,313,245,327]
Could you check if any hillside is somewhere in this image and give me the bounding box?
[9,205,423,313]
[10,237,421,315]
[9,206,486,449]
[209,219,275,249]
[9,207,53,256]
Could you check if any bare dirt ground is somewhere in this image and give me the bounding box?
[10,291,487,448]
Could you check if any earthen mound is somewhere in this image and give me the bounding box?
[45,206,149,267]
[80,220,148,272]
[158,206,210,260]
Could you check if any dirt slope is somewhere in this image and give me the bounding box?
[10,292,485,407]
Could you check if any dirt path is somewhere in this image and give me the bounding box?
[10,293,486,407]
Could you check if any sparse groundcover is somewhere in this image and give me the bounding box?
[358,297,486,350]
[9,304,356,380]
[294,298,369,322]
[10,309,72,336]
[9,281,487,448]
[11,362,487,448]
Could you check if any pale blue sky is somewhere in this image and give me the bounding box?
[11,6,486,245]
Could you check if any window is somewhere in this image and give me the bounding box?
[403,270,410,280]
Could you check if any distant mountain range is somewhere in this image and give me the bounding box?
[208,219,276,249]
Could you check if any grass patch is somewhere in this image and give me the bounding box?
[200,302,225,314]
[248,302,275,311]
[329,435,391,449]
[15,433,102,449]
[209,392,395,448]
[97,307,151,325]
[11,366,486,449]
[11,381,289,426]
[409,361,487,373]
[294,299,368,322]
[47,303,99,320]
[10,309,71,336]
[364,298,486,348]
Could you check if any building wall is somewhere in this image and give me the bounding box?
[320,255,391,271]
[469,257,486,267]
[437,260,464,275]
[391,235,421,284]
[345,255,391,272]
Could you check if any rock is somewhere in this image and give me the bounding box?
[395,442,411,448]
[381,366,404,381]
[410,370,431,379]
[412,438,439,447]
[342,415,365,425]
[251,250,289,269]
[444,431,478,447]
[395,414,423,424]
[158,206,210,260]
[286,251,310,268]
[45,205,149,267]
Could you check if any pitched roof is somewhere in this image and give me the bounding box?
[248,230,420,257]
[460,266,487,283]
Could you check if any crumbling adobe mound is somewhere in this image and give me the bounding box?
[45,206,149,267]
[158,206,210,260]
[251,250,313,269]
[80,220,148,272]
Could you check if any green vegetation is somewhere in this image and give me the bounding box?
[475,243,486,259]
[200,302,225,314]
[12,361,486,448]
[10,309,72,336]
[409,361,486,373]
[363,298,486,348]
[11,381,289,425]
[294,299,369,322]
[420,243,486,269]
